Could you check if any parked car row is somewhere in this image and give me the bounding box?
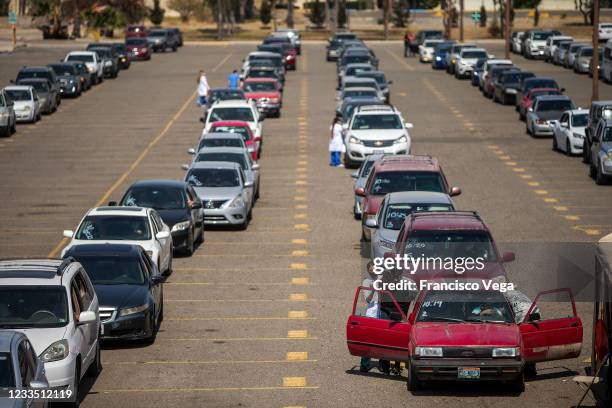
[326,32,585,394]
[0,27,183,139]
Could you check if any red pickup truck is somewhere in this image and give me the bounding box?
[346,286,582,392]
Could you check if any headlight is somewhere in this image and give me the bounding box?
[535,119,548,125]
[505,88,517,94]
[104,60,112,66]
[415,347,443,357]
[23,106,31,112]
[394,135,408,144]
[87,65,95,73]
[227,195,245,208]
[349,136,362,144]
[40,340,69,362]
[492,347,520,358]
[379,239,395,249]
[119,304,149,317]
[270,97,279,103]
[572,132,584,139]
[606,150,612,160]
[435,56,441,61]
[364,213,376,223]
[171,220,190,232]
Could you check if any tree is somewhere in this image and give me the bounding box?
[148,0,165,25]
[244,0,255,19]
[115,0,147,24]
[513,0,541,26]
[309,0,326,28]
[260,0,272,26]
[480,3,487,27]
[168,0,200,22]
[393,0,409,27]
[338,0,348,29]
[575,0,595,25]
[286,0,294,27]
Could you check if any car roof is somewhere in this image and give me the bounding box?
[534,95,572,103]
[4,85,32,91]
[525,76,556,82]
[410,211,487,231]
[386,191,453,205]
[67,51,96,55]
[569,109,588,115]
[210,120,250,126]
[373,155,440,173]
[19,66,50,72]
[343,76,377,83]
[128,179,187,189]
[244,77,277,83]
[64,243,142,257]
[249,51,281,58]
[0,258,69,284]
[16,78,48,83]
[460,47,486,53]
[196,146,247,154]
[344,87,377,92]
[211,100,252,108]
[189,161,240,170]
[354,105,396,114]
[202,132,244,140]
[85,206,148,217]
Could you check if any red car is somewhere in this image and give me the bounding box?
[518,88,563,120]
[209,120,260,160]
[346,285,582,392]
[262,37,297,70]
[355,155,461,241]
[242,78,283,118]
[125,37,151,61]
[125,24,148,39]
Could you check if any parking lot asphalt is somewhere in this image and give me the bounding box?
[1,41,610,407]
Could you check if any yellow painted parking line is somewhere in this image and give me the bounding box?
[534,190,548,195]
[167,316,316,321]
[160,335,317,342]
[520,174,533,179]
[294,213,308,219]
[292,239,307,244]
[553,206,569,212]
[294,196,307,201]
[527,181,541,186]
[294,223,310,230]
[487,144,499,149]
[298,160,308,165]
[295,188,308,193]
[512,168,526,172]
[100,385,319,394]
[292,250,309,257]
[565,215,581,221]
[291,263,308,270]
[543,197,559,203]
[505,161,517,166]
[399,92,407,96]
[290,293,308,301]
[283,377,307,387]
[499,155,511,160]
[291,277,310,285]
[286,352,309,361]
[295,180,308,185]
[288,330,308,338]
[288,311,309,318]
[295,167,307,172]
[211,52,234,72]
[110,358,316,365]
[573,226,601,236]
[295,204,308,209]
[384,49,415,71]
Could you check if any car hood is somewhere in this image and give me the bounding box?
[536,111,565,121]
[245,91,280,99]
[412,322,519,347]
[349,129,407,140]
[57,74,75,80]
[193,186,242,201]
[95,284,149,309]
[156,209,190,228]
[11,326,69,356]
[13,101,33,109]
[459,58,479,65]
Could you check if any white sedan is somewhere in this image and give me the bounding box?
[553,109,588,155]
[61,206,173,274]
[419,39,444,63]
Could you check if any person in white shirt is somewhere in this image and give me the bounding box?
[329,117,344,167]
[197,70,209,107]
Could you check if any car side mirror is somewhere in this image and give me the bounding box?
[528,107,533,112]
[108,201,117,206]
[501,251,515,263]
[151,275,165,285]
[78,310,96,325]
[244,180,254,188]
[190,201,202,209]
[355,187,366,197]
[350,171,359,179]
[181,164,189,171]
[561,122,568,128]
[365,218,378,228]
[187,148,196,155]
[560,87,566,92]
[252,163,260,170]
[388,80,393,84]
[63,230,74,238]
[199,117,205,123]
[156,231,170,240]
[449,186,461,197]
[30,380,49,389]
[528,312,541,322]
[342,123,349,130]
[405,123,414,129]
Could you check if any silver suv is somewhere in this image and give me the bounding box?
[589,118,612,185]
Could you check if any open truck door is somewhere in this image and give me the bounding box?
[346,286,411,362]
[520,288,583,363]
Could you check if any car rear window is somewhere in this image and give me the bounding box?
[370,171,444,195]
[244,82,277,92]
[210,125,250,141]
[526,79,559,90]
[122,187,187,210]
[67,54,94,62]
[199,138,244,149]
[535,99,574,112]
[4,89,32,101]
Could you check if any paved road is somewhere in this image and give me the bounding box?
[0,41,609,408]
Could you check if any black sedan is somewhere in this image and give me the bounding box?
[64,243,164,342]
[116,179,205,256]
[493,70,535,105]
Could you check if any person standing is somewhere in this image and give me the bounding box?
[329,117,344,167]
[197,70,209,107]
[228,69,240,89]
[360,262,380,372]
[405,30,417,57]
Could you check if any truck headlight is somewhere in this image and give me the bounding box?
[349,136,362,145]
[171,220,190,232]
[492,347,520,358]
[40,340,69,362]
[415,347,443,357]
[394,135,408,144]
[119,304,149,317]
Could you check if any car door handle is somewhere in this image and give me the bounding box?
[350,321,359,326]
[570,322,579,327]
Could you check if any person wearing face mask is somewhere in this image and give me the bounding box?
[197,70,209,107]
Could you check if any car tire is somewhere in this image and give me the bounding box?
[583,144,591,163]
[526,122,531,135]
[511,371,526,393]
[596,162,608,185]
[196,224,204,244]
[406,362,422,392]
[552,135,558,151]
[184,230,194,256]
[71,362,81,408]
[524,362,537,379]
[172,46,177,52]
[10,120,16,134]
[86,341,102,378]
[164,253,173,276]
[566,139,572,156]
[589,163,596,178]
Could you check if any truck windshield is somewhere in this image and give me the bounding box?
[417,291,514,323]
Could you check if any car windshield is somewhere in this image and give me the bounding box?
[196,152,247,169]
[359,160,377,177]
[462,50,487,59]
[76,256,145,285]
[536,99,573,112]
[210,107,254,122]
[383,203,453,230]
[244,82,277,92]
[344,89,377,99]
[560,42,571,50]
[4,89,31,101]
[67,54,94,62]
[435,43,453,52]
[572,114,589,127]
[122,187,187,210]
[0,286,68,328]
[20,81,49,93]
[210,125,250,141]
[344,55,371,65]
[251,56,282,67]
[49,64,75,76]
[417,291,514,323]
[186,169,240,187]
[249,59,276,68]
[502,72,533,83]
[404,230,498,262]
[371,172,445,195]
[114,44,127,53]
[346,66,373,75]
[533,32,552,40]
[210,90,245,102]
[0,353,13,387]
[248,70,276,78]
[581,48,593,57]
[358,73,386,84]
[126,39,147,46]
[423,41,439,47]
[603,127,612,142]
[531,90,561,99]
[343,102,380,121]
[92,49,110,58]
[75,215,151,241]
[149,31,166,37]
[352,114,402,130]
[526,79,558,90]
[17,71,50,80]
[200,138,243,149]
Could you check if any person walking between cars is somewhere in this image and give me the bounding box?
[329,117,344,167]
[404,31,416,57]
[228,69,240,89]
[197,70,209,107]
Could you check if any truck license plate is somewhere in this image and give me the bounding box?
[458,367,480,379]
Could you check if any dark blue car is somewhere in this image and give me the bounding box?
[471,58,487,86]
[432,41,456,70]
